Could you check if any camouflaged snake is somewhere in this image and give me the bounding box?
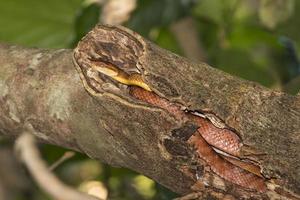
[73,26,267,193]
[85,62,266,192]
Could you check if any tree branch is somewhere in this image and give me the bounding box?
[15,131,101,200]
[0,25,299,199]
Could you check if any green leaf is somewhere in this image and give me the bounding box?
[214,48,275,86]
[193,0,239,25]
[0,0,83,48]
[193,0,224,24]
[127,0,194,36]
[228,24,279,49]
[154,27,182,55]
[71,3,100,48]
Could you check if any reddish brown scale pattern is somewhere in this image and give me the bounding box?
[129,86,267,192]
[130,86,242,156]
[221,155,263,178]
[129,86,184,120]
[189,133,266,192]
[191,116,242,156]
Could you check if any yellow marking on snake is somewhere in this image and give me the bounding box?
[91,63,152,91]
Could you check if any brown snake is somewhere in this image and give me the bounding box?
[129,86,266,192]
[86,62,267,192]
[73,33,267,192]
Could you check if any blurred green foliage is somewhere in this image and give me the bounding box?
[0,0,299,199]
[0,0,82,48]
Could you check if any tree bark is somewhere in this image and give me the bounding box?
[0,25,299,199]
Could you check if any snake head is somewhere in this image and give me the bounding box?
[90,62,119,78]
[73,24,147,95]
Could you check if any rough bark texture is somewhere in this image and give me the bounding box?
[0,25,299,199]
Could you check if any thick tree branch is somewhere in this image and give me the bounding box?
[0,25,299,199]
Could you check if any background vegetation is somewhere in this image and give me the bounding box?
[0,0,299,199]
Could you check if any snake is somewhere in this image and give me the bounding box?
[89,62,267,192]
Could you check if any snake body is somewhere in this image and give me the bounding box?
[89,62,266,192]
[130,86,266,192]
